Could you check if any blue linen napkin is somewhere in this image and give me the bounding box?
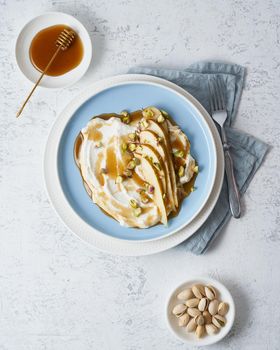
[129,62,269,254]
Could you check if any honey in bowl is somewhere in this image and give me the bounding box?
[29,24,84,76]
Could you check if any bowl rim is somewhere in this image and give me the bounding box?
[15,11,92,89]
[166,276,236,346]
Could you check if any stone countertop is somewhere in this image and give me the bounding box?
[1,0,279,349]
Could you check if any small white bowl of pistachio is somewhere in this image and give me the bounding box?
[166,277,235,346]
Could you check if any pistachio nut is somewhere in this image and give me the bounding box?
[193,165,199,173]
[157,114,165,123]
[142,108,154,119]
[198,297,208,312]
[202,311,212,325]
[195,325,205,339]
[218,302,229,316]
[123,169,133,177]
[172,304,187,317]
[205,323,218,335]
[128,133,136,141]
[128,143,136,152]
[177,288,194,301]
[208,299,219,315]
[204,285,217,300]
[185,317,196,332]
[173,150,184,158]
[186,298,200,308]
[178,165,185,178]
[212,314,226,328]
[133,207,142,217]
[115,175,124,184]
[178,313,190,327]
[191,284,205,299]
[187,308,201,318]
[195,314,205,326]
[127,160,136,170]
[129,199,138,209]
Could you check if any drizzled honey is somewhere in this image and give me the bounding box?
[29,24,83,76]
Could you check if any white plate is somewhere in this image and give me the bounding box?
[15,12,92,88]
[166,277,235,346]
[44,74,224,256]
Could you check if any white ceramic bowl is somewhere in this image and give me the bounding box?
[166,277,235,346]
[15,12,92,88]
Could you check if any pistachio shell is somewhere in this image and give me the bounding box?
[195,325,205,338]
[198,297,208,312]
[178,313,190,327]
[208,299,219,315]
[192,284,205,299]
[212,314,226,328]
[185,318,196,332]
[218,302,229,316]
[204,285,217,300]
[202,311,212,324]
[172,304,187,317]
[205,323,218,335]
[177,288,193,301]
[186,298,200,308]
[195,315,205,326]
[187,308,201,318]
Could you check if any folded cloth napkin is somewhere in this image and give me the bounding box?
[129,62,269,254]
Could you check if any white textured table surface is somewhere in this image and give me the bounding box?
[1,1,279,349]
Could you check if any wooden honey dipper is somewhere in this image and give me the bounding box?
[16,28,76,118]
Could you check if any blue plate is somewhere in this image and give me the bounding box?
[57,82,216,241]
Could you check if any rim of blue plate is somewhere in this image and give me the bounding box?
[55,79,218,242]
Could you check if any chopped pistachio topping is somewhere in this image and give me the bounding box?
[140,119,149,128]
[121,115,131,124]
[136,145,143,152]
[133,207,142,217]
[157,114,165,123]
[121,143,128,152]
[128,133,136,141]
[128,143,136,152]
[123,169,133,177]
[193,165,199,173]
[95,141,103,148]
[160,109,169,117]
[120,110,129,116]
[162,193,166,199]
[144,182,150,190]
[173,150,184,158]
[127,160,136,170]
[134,157,140,165]
[142,108,154,118]
[136,188,145,194]
[115,175,124,184]
[129,199,138,209]
[178,165,185,177]
[101,168,107,174]
[140,193,150,204]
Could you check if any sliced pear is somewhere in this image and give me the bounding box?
[135,154,168,225]
[139,130,175,211]
[136,143,167,193]
[147,120,178,208]
[141,121,178,209]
